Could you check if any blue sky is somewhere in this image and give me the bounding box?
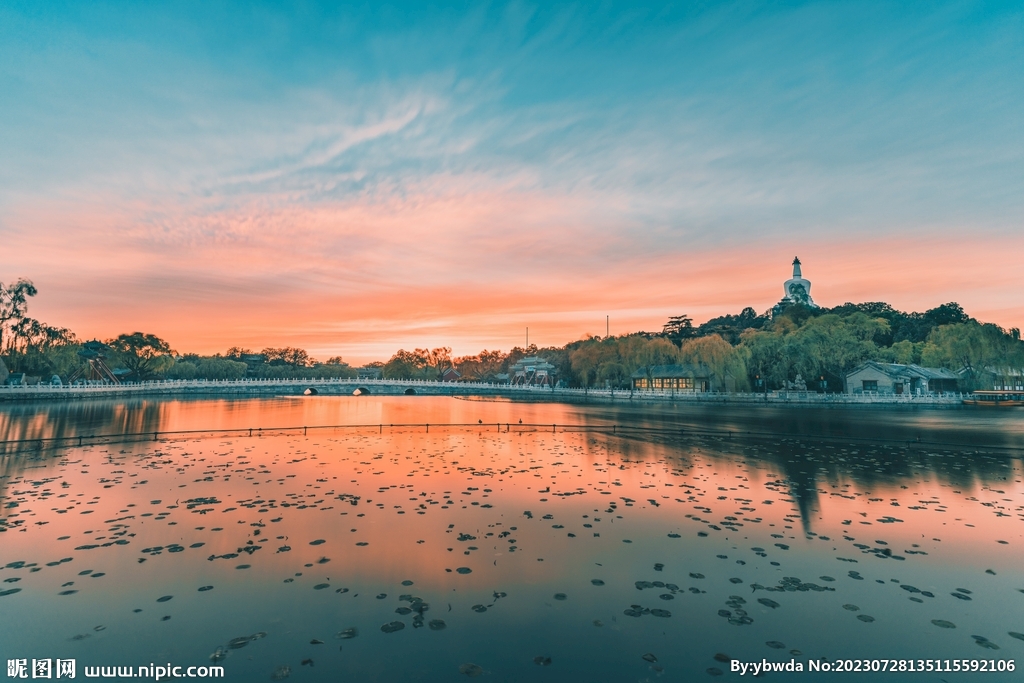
[1,1,1021,360]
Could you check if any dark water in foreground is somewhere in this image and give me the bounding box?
[0,396,1022,681]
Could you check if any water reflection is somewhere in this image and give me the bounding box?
[1,397,1022,533]
[626,434,1022,533]
[0,399,168,443]
[0,397,1022,681]
[5,395,1024,449]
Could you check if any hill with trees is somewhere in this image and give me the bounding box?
[2,275,1021,391]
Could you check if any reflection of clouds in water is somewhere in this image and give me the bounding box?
[1,397,1022,534]
[0,396,1022,678]
[0,411,1019,679]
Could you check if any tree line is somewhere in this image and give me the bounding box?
[0,280,359,382]
[380,300,1024,392]
[2,276,1022,390]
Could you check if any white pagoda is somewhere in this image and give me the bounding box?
[782,257,817,308]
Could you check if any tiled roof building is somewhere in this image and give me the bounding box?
[845,361,958,395]
[509,357,556,386]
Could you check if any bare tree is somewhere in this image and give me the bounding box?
[426,347,453,380]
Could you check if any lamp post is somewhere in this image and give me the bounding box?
[819,376,827,393]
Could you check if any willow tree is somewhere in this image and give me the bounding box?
[740,328,788,389]
[787,313,888,388]
[627,337,680,387]
[0,278,38,356]
[679,334,749,391]
[568,340,605,389]
[922,322,1023,389]
[1,278,81,377]
[7,317,78,376]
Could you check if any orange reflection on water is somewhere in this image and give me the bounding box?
[2,397,1024,680]
[3,425,1020,595]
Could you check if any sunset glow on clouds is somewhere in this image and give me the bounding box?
[2,2,1022,363]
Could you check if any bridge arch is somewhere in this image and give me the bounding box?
[404,388,416,395]
[353,387,371,396]
[303,387,319,396]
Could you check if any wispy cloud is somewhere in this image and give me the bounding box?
[2,2,1022,360]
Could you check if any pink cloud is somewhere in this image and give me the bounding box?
[9,185,1022,364]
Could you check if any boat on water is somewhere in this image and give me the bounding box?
[963,390,1024,407]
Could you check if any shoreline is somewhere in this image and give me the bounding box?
[0,377,971,409]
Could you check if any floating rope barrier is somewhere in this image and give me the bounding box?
[1,421,1021,456]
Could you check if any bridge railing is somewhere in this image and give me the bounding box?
[0,376,547,394]
[0,377,969,404]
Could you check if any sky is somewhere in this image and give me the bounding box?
[1,1,1022,364]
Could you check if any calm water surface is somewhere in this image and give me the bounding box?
[1,396,1022,681]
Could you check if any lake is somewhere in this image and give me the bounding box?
[1,396,1022,681]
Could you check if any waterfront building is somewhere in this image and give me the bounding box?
[845,361,959,395]
[440,367,461,382]
[965,367,1024,391]
[631,364,724,392]
[356,365,383,380]
[987,368,1024,391]
[239,353,267,377]
[509,356,556,387]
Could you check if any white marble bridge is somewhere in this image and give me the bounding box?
[0,376,967,405]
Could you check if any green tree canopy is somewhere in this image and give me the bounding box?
[0,278,37,355]
[5,318,78,376]
[679,334,749,390]
[108,332,175,380]
[921,322,1022,389]
[739,313,888,390]
[0,278,81,378]
[261,347,313,367]
[631,337,680,384]
[661,315,695,344]
[454,350,506,381]
[383,349,432,380]
[790,313,889,384]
